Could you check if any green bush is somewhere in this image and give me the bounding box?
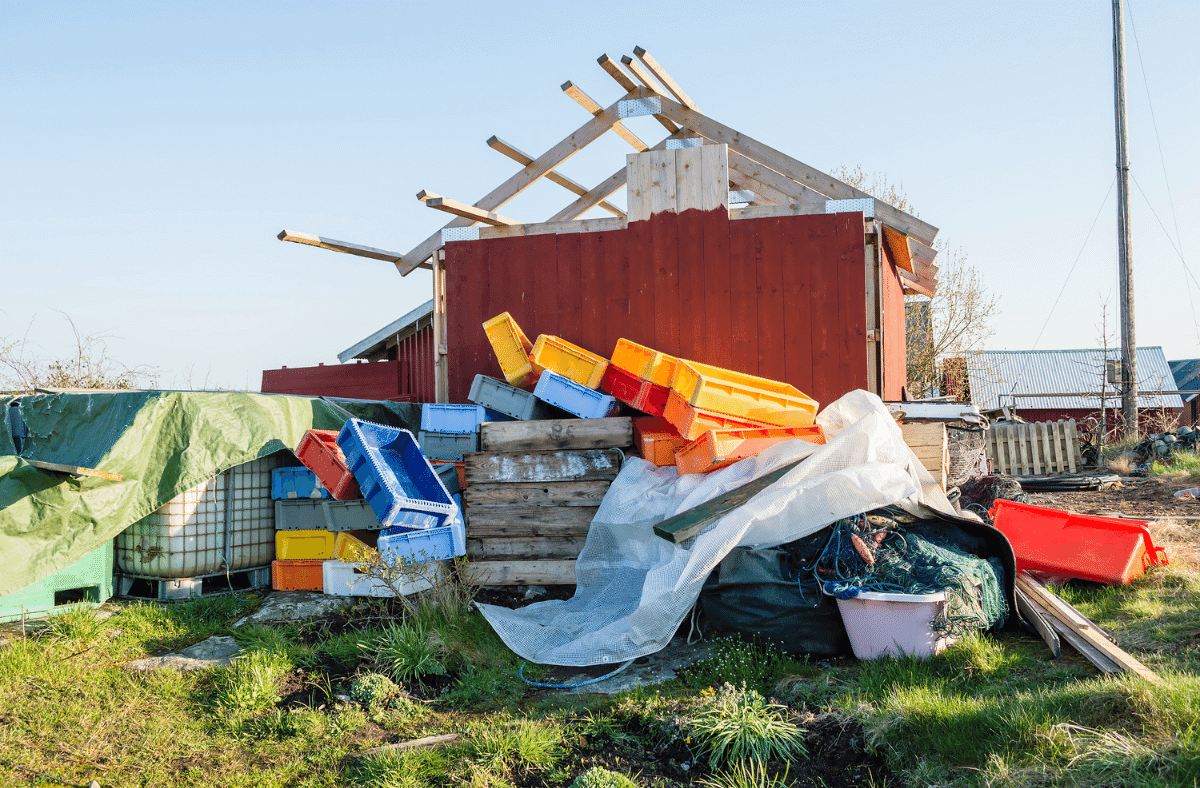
[569,766,638,788]
[350,673,401,706]
[685,683,806,768]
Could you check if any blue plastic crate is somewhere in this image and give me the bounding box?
[468,374,569,421]
[378,520,466,566]
[271,467,330,500]
[533,371,622,419]
[336,420,457,529]
[418,430,478,461]
[420,403,510,434]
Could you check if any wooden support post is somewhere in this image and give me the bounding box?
[432,248,449,404]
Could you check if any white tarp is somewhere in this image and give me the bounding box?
[477,390,958,667]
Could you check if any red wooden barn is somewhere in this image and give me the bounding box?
[271,49,941,409]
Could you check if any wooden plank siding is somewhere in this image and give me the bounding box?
[445,209,884,408]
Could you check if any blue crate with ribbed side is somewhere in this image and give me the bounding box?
[271,467,330,500]
[0,541,114,623]
[336,419,456,529]
[418,430,478,461]
[468,374,570,421]
[420,403,510,434]
[533,371,621,419]
[378,520,466,567]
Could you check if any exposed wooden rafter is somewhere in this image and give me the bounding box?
[561,81,649,153]
[276,230,424,269]
[417,191,519,227]
[487,136,625,218]
[632,46,698,110]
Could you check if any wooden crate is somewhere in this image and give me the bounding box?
[986,420,1081,475]
[900,422,948,490]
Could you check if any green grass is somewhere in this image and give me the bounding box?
[1150,450,1200,479]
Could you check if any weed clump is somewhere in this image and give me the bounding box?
[349,672,401,706]
[685,683,806,768]
[360,621,446,688]
[570,765,638,788]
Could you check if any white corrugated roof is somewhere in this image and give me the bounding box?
[337,300,433,363]
[968,347,1183,411]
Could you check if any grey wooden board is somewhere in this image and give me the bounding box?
[463,481,610,507]
[480,417,632,452]
[464,448,623,484]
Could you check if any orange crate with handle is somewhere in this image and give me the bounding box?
[676,425,827,475]
[483,312,537,387]
[663,389,775,441]
[633,416,688,467]
[610,338,682,387]
[271,560,324,591]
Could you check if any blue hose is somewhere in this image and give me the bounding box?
[518,659,635,689]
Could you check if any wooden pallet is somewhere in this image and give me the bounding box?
[900,422,947,489]
[986,419,1081,475]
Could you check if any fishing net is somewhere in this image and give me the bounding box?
[958,474,1030,514]
[784,510,1008,638]
[947,427,988,487]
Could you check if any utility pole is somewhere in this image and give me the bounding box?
[1113,0,1138,438]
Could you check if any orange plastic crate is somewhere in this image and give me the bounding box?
[663,389,775,441]
[675,425,827,475]
[670,361,818,427]
[610,338,681,387]
[633,416,688,467]
[271,560,325,591]
[483,312,537,387]
[531,335,608,389]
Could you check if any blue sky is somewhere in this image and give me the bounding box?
[3,1,1198,390]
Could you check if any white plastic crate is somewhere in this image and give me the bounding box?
[321,560,439,597]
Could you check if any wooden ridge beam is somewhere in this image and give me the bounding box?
[417,191,518,227]
[276,230,425,270]
[486,136,625,218]
[654,97,939,246]
[632,46,698,110]
[561,81,649,153]
[395,87,654,275]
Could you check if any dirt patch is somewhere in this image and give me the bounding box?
[1027,476,1200,519]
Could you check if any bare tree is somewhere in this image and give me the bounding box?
[832,166,1000,398]
[0,314,158,393]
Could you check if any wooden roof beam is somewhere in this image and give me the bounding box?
[276,230,427,271]
[898,267,938,298]
[597,54,638,92]
[655,97,939,246]
[561,80,649,152]
[620,55,681,134]
[487,136,625,218]
[632,46,698,110]
[395,87,654,275]
[416,191,518,227]
[728,150,825,206]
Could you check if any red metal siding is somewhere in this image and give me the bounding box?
[444,209,871,409]
[261,360,401,400]
[879,240,907,400]
[394,324,436,403]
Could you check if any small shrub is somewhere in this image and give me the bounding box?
[213,650,291,726]
[686,683,806,768]
[350,673,401,706]
[569,766,638,788]
[361,622,446,687]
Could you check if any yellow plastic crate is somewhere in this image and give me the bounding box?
[333,532,377,563]
[530,335,608,389]
[670,361,818,427]
[483,312,537,387]
[610,338,681,387]
[275,529,337,561]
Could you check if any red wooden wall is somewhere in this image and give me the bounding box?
[446,209,893,408]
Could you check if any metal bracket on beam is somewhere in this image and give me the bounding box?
[728,190,755,204]
[441,227,480,243]
[825,198,875,217]
[666,136,704,149]
[617,96,662,118]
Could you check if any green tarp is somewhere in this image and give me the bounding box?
[0,391,417,598]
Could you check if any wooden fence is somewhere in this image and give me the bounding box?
[986,419,1082,475]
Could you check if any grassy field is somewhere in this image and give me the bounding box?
[3,526,1200,788]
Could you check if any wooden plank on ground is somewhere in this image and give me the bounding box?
[1014,586,1061,658]
[463,481,611,508]
[479,417,632,453]
[653,459,804,543]
[355,734,461,759]
[465,449,624,484]
[467,535,589,560]
[26,459,123,481]
[467,559,577,586]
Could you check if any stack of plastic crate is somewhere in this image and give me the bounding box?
[417,404,510,462]
[270,465,337,591]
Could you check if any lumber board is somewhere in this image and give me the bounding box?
[477,216,626,240]
[276,230,417,267]
[620,55,681,134]
[882,226,915,273]
[675,146,705,213]
[464,449,623,484]
[561,80,649,153]
[1015,573,1159,683]
[465,505,599,531]
[633,46,699,110]
[728,150,826,206]
[900,422,947,489]
[398,89,656,275]
[356,734,461,759]
[653,459,804,543]
[700,143,730,212]
[26,459,123,481]
[418,192,518,227]
[467,559,576,586]
[729,204,827,222]
[467,535,588,560]
[463,481,611,508]
[1014,587,1061,658]
[654,97,939,246]
[487,135,625,217]
[897,267,937,298]
[597,54,638,92]
[480,417,632,453]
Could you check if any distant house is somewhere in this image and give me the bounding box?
[966,347,1183,429]
[1169,358,1200,425]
